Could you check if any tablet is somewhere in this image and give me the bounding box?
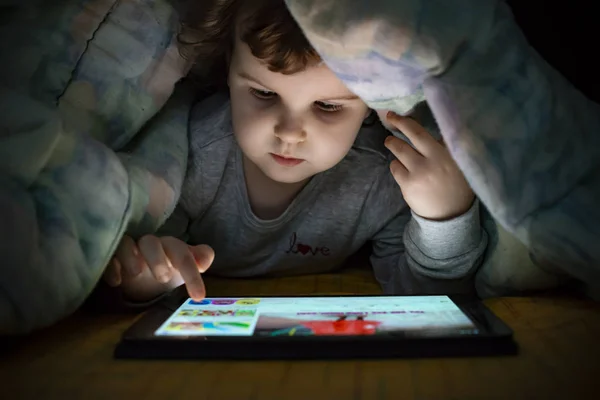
[114,292,518,360]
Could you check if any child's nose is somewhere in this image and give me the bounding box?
[274,114,306,144]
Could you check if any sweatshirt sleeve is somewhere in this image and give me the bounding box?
[367,171,488,295]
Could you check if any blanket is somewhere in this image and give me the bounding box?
[0,0,191,333]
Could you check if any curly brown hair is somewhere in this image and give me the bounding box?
[178,0,321,87]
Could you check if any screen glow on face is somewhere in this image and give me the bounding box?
[155,296,477,337]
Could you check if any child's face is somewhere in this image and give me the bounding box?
[228,37,370,184]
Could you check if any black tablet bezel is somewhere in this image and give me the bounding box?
[114,292,518,360]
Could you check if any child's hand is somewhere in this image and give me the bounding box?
[383,112,474,220]
[103,235,215,301]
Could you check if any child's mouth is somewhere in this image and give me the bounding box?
[270,153,304,167]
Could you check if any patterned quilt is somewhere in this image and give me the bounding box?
[0,0,191,333]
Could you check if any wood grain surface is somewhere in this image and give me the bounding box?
[1,267,599,400]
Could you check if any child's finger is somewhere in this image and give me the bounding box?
[115,235,145,278]
[160,237,206,301]
[103,258,122,287]
[189,244,215,273]
[386,112,438,156]
[390,159,409,184]
[384,135,422,171]
[138,235,173,284]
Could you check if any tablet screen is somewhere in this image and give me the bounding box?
[154,296,478,337]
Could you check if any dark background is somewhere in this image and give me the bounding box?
[507,0,599,103]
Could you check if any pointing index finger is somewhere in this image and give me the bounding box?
[160,237,206,301]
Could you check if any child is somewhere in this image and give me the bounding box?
[103,0,488,304]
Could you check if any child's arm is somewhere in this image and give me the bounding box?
[366,172,488,295]
[364,114,488,294]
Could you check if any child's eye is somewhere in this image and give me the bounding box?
[315,101,343,113]
[249,88,276,100]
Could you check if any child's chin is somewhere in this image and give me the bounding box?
[265,168,312,185]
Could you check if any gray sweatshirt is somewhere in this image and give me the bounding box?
[158,93,488,295]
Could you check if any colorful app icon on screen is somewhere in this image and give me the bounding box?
[211,299,236,306]
[165,321,252,333]
[189,299,211,305]
[235,309,257,317]
[235,299,260,306]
